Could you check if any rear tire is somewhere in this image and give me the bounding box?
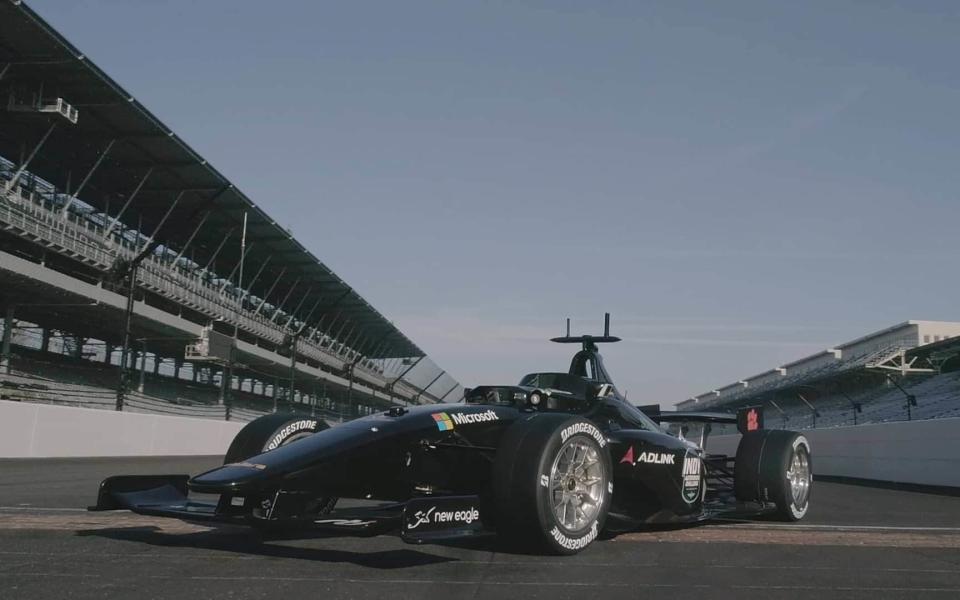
[224,413,337,515]
[734,430,811,521]
[492,414,612,555]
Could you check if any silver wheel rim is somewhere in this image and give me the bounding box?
[549,438,605,531]
[265,430,313,453]
[280,431,313,447]
[785,444,811,509]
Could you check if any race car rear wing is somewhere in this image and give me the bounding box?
[639,404,765,448]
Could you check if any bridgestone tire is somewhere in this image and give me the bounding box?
[492,414,612,555]
[734,430,812,521]
[224,413,337,515]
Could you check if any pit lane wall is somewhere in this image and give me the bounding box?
[0,400,245,457]
[707,417,960,488]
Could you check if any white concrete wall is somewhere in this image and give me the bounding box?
[707,417,960,487]
[0,400,245,458]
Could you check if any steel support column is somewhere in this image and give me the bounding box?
[287,333,298,403]
[885,374,917,421]
[115,263,138,410]
[338,325,361,356]
[437,382,460,402]
[252,267,287,317]
[796,392,820,429]
[138,342,147,393]
[293,295,324,334]
[201,227,236,272]
[414,370,446,404]
[219,242,256,295]
[61,139,115,214]
[140,190,186,249]
[170,209,211,266]
[281,286,313,329]
[222,364,232,420]
[272,377,280,413]
[4,122,57,193]
[236,255,272,308]
[104,167,154,238]
[386,355,425,404]
[1,306,14,374]
[269,278,302,322]
[218,365,228,406]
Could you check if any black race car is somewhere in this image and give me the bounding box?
[92,315,812,554]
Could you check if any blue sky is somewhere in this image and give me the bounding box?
[31,1,960,404]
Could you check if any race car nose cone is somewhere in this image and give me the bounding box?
[189,463,271,492]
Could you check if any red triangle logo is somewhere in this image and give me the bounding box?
[620,446,634,465]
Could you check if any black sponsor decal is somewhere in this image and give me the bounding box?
[681,452,702,503]
[402,496,484,534]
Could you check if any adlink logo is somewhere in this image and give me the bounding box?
[635,451,676,465]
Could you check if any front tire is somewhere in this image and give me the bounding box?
[224,413,337,515]
[492,414,612,555]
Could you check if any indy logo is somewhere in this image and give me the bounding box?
[681,454,702,503]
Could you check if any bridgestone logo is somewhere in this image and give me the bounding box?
[550,522,598,551]
[560,422,606,448]
[450,410,499,425]
[266,420,317,450]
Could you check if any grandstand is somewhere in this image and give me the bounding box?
[0,1,460,424]
[678,321,960,430]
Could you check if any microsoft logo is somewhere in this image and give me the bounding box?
[432,412,454,431]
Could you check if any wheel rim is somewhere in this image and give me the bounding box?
[280,431,313,447]
[549,438,605,531]
[785,444,811,509]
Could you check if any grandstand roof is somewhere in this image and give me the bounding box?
[679,320,960,411]
[0,0,420,359]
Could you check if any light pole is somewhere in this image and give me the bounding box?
[285,331,299,411]
[115,258,140,411]
[111,184,232,411]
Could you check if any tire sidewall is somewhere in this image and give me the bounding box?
[224,414,325,465]
[263,418,322,452]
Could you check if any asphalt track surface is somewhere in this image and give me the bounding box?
[1,456,959,599]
